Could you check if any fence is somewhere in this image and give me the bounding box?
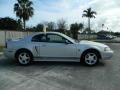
[0,30,34,45]
[0,30,97,46]
[78,34,97,40]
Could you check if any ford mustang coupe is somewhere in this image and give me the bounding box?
[4,32,113,66]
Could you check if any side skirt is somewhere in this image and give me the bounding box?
[33,57,80,62]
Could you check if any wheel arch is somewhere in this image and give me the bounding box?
[80,48,102,61]
[15,48,33,59]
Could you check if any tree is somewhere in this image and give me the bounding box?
[79,23,84,33]
[47,22,56,31]
[83,28,91,34]
[83,28,96,34]
[70,23,83,39]
[14,0,34,30]
[82,8,96,33]
[57,19,67,34]
[0,17,22,30]
[35,24,44,31]
[17,19,23,30]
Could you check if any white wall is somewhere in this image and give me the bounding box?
[0,31,5,45]
[78,34,97,40]
[0,30,97,46]
[0,30,34,45]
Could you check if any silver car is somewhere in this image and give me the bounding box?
[4,32,113,66]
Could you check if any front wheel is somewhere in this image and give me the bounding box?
[16,51,33,65]
[82,51,99,66]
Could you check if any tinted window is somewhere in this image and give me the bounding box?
[46,34,66,43]
[32,34,46,42]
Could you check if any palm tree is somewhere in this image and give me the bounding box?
[70,23,83,39]
[14,0,34,30]
[82,8,96,33]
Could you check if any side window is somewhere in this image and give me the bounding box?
[47,34,66,43]
[32,34,46,42]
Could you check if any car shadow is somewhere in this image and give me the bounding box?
[0,57,106,68]
[30,61,106,68]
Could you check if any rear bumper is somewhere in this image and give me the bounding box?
[101,50,114,60]
[4,48,15,59]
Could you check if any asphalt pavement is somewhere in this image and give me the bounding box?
[0,43,120,90]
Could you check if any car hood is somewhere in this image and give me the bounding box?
[79,40,108,47]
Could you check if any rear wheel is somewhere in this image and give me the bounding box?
[16,51,33,65]
[81,51,99,66]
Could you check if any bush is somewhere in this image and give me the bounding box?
[0,46,4,52]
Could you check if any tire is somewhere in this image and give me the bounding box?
[81,51,99,66]
[16,50,33,65]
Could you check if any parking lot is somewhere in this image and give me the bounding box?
[0,43,120,90]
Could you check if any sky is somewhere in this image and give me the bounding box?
[0,0,120,32]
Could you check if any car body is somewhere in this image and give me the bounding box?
[4,32,114,66]
[97,34,112,40]
[97,34,117,40]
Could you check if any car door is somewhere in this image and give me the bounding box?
[31,34,47,57]
[39,33,77,59]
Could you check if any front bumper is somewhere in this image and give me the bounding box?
[101,50,114,60]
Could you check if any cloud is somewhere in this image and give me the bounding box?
[0,0,120,32]
[81,0,120,32]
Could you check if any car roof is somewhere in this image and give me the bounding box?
[25,32,62,39]
[30,32,63,36]
[23,31,75,43]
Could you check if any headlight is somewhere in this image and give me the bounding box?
[104,47,111,51]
